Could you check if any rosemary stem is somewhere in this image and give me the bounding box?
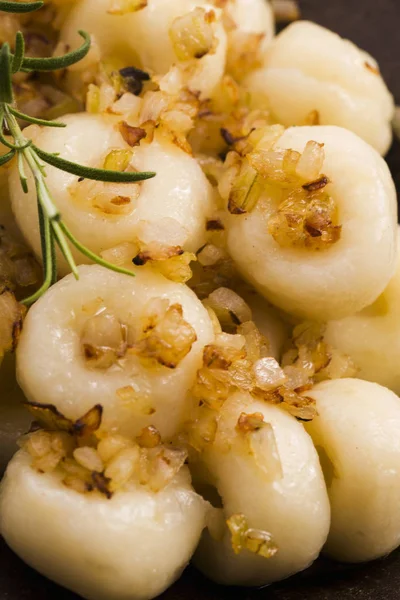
[4,107,60,220]
[21,202,55,306]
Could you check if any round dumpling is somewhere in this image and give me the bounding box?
[9,113,214,275]
[0,448,206,600]
[192,391,330,586]
[305,378,400,563]
[226,126,397,321]
[244,21,394,154]
[16,265,214,440]
[60,0,227,99]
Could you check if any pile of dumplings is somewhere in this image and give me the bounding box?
[2,1,400,599]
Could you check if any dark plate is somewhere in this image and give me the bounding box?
[2,0,400,598]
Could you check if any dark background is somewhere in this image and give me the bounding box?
[2,1,400,599]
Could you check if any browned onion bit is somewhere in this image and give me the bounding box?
[236,411,265,433]
[73,404,103,438]
[119,121,147,147]
[91,471,113,499]
[226,513,278,559]
[130,303,197,368]
[136,425,162,449]
[23,401,103,436]
[206,218,225,231]
[133,245,184,266]
[203,343,245,370]
[24,401,76,433]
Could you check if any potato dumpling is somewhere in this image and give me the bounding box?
[305,378,400,563]
[9,113,214,275]
[0,449,206,600]
[16,265,214,440]
[192,391,330,586]
[226,126,397,321]
[244,21,394,155]
[60,0,227,99]
[324,230,400,395]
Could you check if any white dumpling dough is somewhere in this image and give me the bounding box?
[60,0,227,98]
[325,229,400,395]
[9,113,214,275]
[193,391,330,586]
[244,21,394,155]
[305,378,400,563]
[16,265,214,439]
[224,0,274,52]
[226,126,398,321]
[0,449,206,600]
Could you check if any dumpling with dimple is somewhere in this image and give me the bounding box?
[9,112,214,275]
[192,391,330,586]
[225,125,397,321]
[16,265,215,440]
[59,0,227,99]
[0,448,206,600]
[244,21,394,155]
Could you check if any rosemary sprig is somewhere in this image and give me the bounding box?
[9,106,67,127]
[9,31,92,72]
[0,1,157,305]
[32,145,155,182]
[0,1,44,13]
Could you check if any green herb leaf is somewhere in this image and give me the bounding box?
[32,144,156,182]
[9,106,66,128]
[14,30,91,72]
[0,43,13,103]
[12,31,25,73]
[0,1,44,13]
[0,148,15,167]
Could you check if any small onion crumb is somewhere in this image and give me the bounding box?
[226,513,278,559]
[169,7,216,62]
